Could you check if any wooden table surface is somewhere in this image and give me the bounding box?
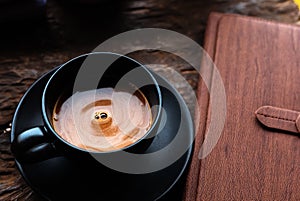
[0,0,299,200]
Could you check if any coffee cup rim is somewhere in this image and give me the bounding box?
[41,52,162,154]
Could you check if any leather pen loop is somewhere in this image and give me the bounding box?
[296,115,300,133]
[255,106,300,134]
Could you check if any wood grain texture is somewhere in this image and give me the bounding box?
[183,12,223,201]
[0,0,299,200]
[184,12,300,201]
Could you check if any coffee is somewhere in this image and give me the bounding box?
[52,87,152,152]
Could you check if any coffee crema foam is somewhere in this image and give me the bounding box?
[52,88,152,152]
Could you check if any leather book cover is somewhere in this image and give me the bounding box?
[183,12,300,200]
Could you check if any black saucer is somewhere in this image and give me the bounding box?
[11,67,194,201]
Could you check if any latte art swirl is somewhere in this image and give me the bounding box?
[52,88,152,152]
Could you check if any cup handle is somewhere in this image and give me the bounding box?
[11,127,59,163]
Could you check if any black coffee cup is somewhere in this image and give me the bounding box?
[11,52,162,163]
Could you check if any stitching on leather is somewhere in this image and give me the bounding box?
[256,112,295,122]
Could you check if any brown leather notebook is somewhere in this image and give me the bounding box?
[183,12,300,200]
